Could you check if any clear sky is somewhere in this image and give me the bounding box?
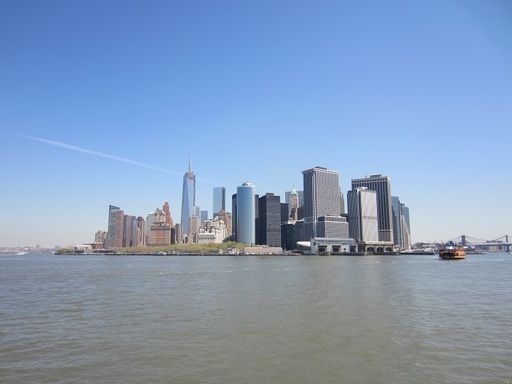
[1,0,511,248]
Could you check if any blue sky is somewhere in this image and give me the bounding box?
[1,0,511,247]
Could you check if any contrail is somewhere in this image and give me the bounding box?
[22,135,182,176]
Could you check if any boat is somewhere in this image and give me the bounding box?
[438,245,466,260]
[16,251,28,256]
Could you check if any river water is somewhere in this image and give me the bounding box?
[1,253,511,383]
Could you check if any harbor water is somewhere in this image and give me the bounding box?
[1,253,511,383]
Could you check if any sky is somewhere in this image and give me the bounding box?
[1,0,511,248]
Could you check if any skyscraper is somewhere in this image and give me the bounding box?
[237,182,256,245]
[302,166,343,240]
[163,201,174,228]
[180,159,196,237]
[347,187,378,242]
[401,203,411,250]
[148,208,171,246]
[136,217,145,246]
[258,193,281,247]
[213,187,225,216]
[351,175,394,242]
[105,205,124,249]
[392,196,412,250]
[285,186,301,220]
[123,215,137,247]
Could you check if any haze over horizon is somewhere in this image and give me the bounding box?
[1,1,511,248]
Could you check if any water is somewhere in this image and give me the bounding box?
[1,253,511,383]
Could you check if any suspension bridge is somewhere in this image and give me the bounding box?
[444,235,511,252]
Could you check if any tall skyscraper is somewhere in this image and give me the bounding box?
[285,186,301,220]
[258,193,281,247]
[180,159,196,237]
[401,203,411,250]
[237,182,256,245]
[193,206,208,224]
[213,187,226,216]
[347,187,378,242]
[163,201,174,228]
[231,193,238,241]
[286,189,304,207]
[302,166,343,240]
[351,175,394,242]
[392,196,412,250]
[107,204,120,237]
[105,205,124,249]
[123,215,137,247]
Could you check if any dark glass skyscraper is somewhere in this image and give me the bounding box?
[258,193,281,247]
[180,159,196,236]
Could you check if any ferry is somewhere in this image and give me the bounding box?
[439,245,466,260]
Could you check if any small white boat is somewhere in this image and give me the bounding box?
[16,251,28,255]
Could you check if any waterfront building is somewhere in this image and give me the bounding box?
[401,203,411,250]
[148,208,171,246]
[213,187,226,217]
[351,174,394,242]
[105,205,124,249]
[136,216,145,246]
[316,215,349,238]
[123,215,137,247]
[174,224,183,244]
[145,212,155,245]
[310,237,357,255]
[198,216,228,244]
[231,193,238,241]
[258,193,282,247]
[254,194,260,245]
[94,229,108,245]
[180,159,196,236]
[163,202,174,228]
[347,187,379,242]
[189,215,200,244]
[237,182,256,245]
[302,166,344,241]
[281,222,296,251]
[216,210,232,236]
[392,196,402,248]
[392,197,412,251]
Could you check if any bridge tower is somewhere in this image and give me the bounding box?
[507,235,510,253]
[461,235,467,246]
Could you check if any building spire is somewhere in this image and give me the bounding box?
[188,155,193,173]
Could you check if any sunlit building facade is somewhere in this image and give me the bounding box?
[302,167,343,240]
[347,187,378,242]
[237,182,256,245]
[180,159,196,237]
[351,175,394,242]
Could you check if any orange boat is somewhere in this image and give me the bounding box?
[439,246,466,260]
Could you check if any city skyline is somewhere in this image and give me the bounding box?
[1,1,511,247]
